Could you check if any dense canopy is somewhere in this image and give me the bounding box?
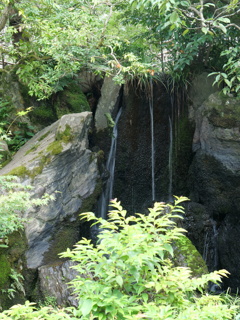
[0,0,239,98]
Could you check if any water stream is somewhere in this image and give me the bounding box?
[168,116,173,202]
[149,80,155,202]
[99,107,123,219]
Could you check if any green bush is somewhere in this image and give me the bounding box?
[59,197,239,320]
[0,176,54,247]
[1,197,240,319]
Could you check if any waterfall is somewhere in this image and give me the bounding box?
[149,80,155,202]
[168,116,173,202]
[99,107,122,219]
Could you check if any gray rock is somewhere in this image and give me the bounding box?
[95,77,121,132]
[0,112,101,269]
[38,260,79,307]
[0,140,11,163]
[192,92,240,173]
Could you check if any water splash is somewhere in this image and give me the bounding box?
[99,107,122,219]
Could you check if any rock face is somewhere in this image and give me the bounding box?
[94,77,121,132]
[113,81,190,214]
[0,112,101,270]
[188,90,240,290]
[38,260,79,307]
[192,93,240,173]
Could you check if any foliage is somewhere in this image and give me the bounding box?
[0,175,54,247]
[0,0,239,98]
[57,197,239,320]
[0,301,74,320]
[1,269,25,300]
[0,106,35,152]
[0,197,240,318]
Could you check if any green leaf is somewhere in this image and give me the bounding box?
[164,243,174,256]
[217,17,230,23]
[224,79,232,87]
[218,23,227,33]
[170,11,179,24]
[182,29,189,36]
[201,27,208,34]
[80,299,93,316]
[116,275,123,287]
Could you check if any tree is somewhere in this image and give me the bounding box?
[0,0,239,99]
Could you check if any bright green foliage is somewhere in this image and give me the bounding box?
[58,197,239,320]
[0,107,35,153]
[1,269,25,300]
[0,175,54,246]
[0,301,74,320]
[0,0,239,98]
[0,197,240,318]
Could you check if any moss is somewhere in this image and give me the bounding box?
[46,141,63,156]
[207,94,240,128]
[24,143,40,155]
[56,124,73,143]
[28,155,51,179]
[0,158,12,168]
[7,165,29,177]
[79,179,102,214]
[65,89,90,113]
[38,131,50,141]
[174,115,195,195]
[55,83,90,118]
[174,236,208,277]
[31,105,56,125]
[0,255,11,288]
[43,224,81,265]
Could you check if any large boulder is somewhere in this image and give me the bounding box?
[189,91,240,290]
[192,92,240,172]
[0,112,101,270]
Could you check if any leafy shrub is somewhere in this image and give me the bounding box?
[0,176,54,247]
[59,197,239,320]
[0,197,240,319]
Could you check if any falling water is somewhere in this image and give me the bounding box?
[99,107,122,219]
[149,80,155,202]
[168,116,173,202]
[211,219,219,270]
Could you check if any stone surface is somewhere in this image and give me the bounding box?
[38,260,79,307]
[189,89,240,291]
[192,92,240,173]
[188,72,219,120]
[0,112,101,269]
[95,77,121,132]
[0,140,11,163]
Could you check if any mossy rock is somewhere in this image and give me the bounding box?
[79,179,102,214]
[43,224,81,265]
[206,93,240,128]
[55,83,90,118]
[0,255,11,288]
[0,231,27,310]
[31,104,56,125]
[173,235,208,277]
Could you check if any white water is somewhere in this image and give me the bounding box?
[168,116,173,202]
[149,80,155,202]
[99,108,122,219]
